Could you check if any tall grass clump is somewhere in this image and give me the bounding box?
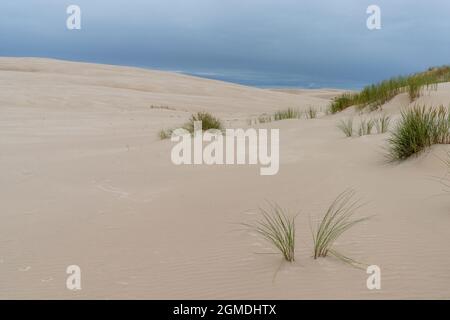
[312,190,369,265]
[183,111,223,134]
[388,105,450,160]
[273,108,302,121]
[407,77,423,101]
[330,93,359,113]
[330,66,450,113]
[358,119,374,136]
[337,118,353,137]
[247,203,297,262]
[357,77,406,111]
[374,114,391,134]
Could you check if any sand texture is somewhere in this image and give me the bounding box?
[1,58,450,299]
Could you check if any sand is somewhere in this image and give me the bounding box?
[1,57,450,299]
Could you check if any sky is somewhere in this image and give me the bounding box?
[1,0,449,88]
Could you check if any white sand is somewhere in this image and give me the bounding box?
[1,58,450,299]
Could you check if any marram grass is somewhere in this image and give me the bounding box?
[183,111,223,133]
[338,116,390,138]
[158,128,173,140]
[358,119,374,136]
[273,108,302,121]
[312,189,369,266]
[388,105,450,160]
[337,118,354,137]
[247,113,273,126]
[158,111,223,139]
[330,66,450,113]
[258,114,273,124]
[305,106,318,119]
[247,203,297,262]
[374,114,391,134]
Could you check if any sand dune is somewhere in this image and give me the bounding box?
[1,58,450,299]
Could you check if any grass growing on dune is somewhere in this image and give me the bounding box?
[252,107,317,124]
[358,119,374,136]
[337,118,354,137]
[374,114,391,134]
[258,114,273,124]
[183,111,223,133]
[337,116,390,138]
[305,106,318,119]
[330,92,360,114]
[158,128,173,140]
[273,108,302,121]
[330,66,450,113]
[247,114,273,126]
[158,111,223,139]
[312,190,369,266]
[388,105,450,160]
[247,203,297,262]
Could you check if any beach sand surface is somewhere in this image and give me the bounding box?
[1,58,450,299]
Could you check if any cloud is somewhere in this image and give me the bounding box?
[0,0,449,87]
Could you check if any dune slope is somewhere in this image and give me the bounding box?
[1,58,450,299]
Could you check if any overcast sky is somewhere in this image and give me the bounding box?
[1,0,449,88]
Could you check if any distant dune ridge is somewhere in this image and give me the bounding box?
[1,57,450,299]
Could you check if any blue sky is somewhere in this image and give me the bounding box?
[1,0,449,88]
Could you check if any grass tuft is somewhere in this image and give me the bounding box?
[247,203,297,262]
[312,189,369,266]
[388,105,450,160]
[158,128,173,140]
[257,114,273,124]
[305,107,318,119]
[273,108,302,121]
[183,112,223,133]
[358,119,374,136]
[374,114,391,134]
[337,118,354,137]
[158,111,223,139]
[247,114,273,126]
